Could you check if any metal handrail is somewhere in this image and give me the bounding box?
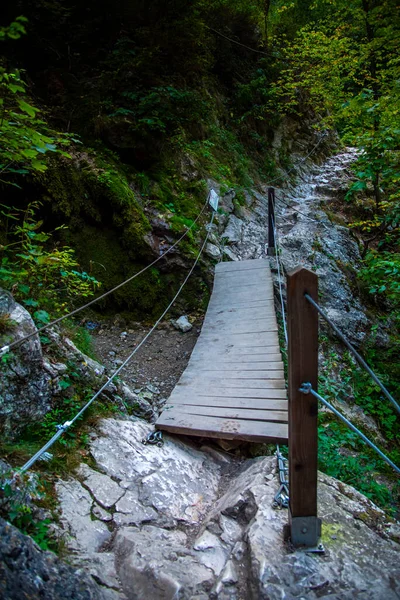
[305,293,400,416]
[300,383,400,474]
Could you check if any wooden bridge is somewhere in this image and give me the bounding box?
[156,258,288,443]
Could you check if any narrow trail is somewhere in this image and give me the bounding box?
[55,149,399,600]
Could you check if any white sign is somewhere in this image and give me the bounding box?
[208,189,219,212]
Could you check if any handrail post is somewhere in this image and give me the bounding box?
[287,266,320,547]
[267,187,276,256]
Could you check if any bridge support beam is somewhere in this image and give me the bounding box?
[287,267,320,547]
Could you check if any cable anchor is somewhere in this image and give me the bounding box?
[142,430,163,447]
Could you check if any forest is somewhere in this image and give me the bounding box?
[0,0,399,555]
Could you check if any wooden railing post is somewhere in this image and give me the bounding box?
[267,187,276,256]
[287,266,320,547]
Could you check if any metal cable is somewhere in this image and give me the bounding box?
[1,197,210,357]
[304,294,400,416]
[262,133,328,189]
[206,25,289,60]
[300,383,400,475]
[19,212,215,474]
[270,211,288,345]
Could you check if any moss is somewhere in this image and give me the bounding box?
[37,150,150,257]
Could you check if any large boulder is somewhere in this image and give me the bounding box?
[0,289,52,438]
[0,517,110,600]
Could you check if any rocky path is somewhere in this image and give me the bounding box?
[55,150,400,599]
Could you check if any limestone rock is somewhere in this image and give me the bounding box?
[0,289,52,439]
[56,479,112,554]
[114,526,214,599]
[172,315,193,333]
[222,215,243,244]
[78,463,125,508]
[0,517,108,600]
[90,419,221,524]
[205,242,221,260]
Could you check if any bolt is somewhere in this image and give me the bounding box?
[302,527,308,534]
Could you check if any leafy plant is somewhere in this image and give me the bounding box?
[0,202,101,317]
[0,18,72,187]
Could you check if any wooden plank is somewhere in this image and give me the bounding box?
[205,312,276,323]
[170,387,287,400]
[201,321,278,335]
[212,280,272,291]
[190,348,283,360]
[176,378,286,389]
[185,361,284,370]
[183,368,284,379]
[197,331,279,341]
[162,404,288,422]
[216,260,269,272]
[287,267,318,526]
[165,396,288,409]
[157,412,288,443]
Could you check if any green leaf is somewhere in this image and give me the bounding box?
[17,99,38,118]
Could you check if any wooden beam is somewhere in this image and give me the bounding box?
[287,266,319,545]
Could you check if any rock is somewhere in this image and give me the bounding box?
[118,382,154,419]
[0,289,52,438]
[220,560,238,585]
[222,247,239,261]
[114,489,158,525]
[90,420,221,525]
[172,315,193,333]
[0,517,108,600]
[220,189,235,213]
[92,505,113,522]
[205,242,221,260]
[222,215,243,244]
[114,526,214,599]
[193,531,228,576]
[56,479,112,554]
[78,464,125,509]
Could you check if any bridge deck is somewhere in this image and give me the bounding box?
[156,259,288,443]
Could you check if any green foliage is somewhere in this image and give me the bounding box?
[360,252,400,307]
[0,18,72,186]
[0,470,56,551]
[318,419,397,511]
[71,326,96,359]
[0,202,101,318]
[317,339,399,513]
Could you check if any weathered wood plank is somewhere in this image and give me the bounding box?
[215,260,269,273]
[185,361,284,371]
[183,368,284,380]
[176,378,286,390]
[157,412,288,443]
[170,388,287,400]
[165,396,287,409]
[162,404,288,422]
[201,320,278,335]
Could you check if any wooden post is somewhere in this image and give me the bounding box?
[287,266,320,547]
[267,187,276,256]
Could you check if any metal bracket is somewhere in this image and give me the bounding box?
[290,514,322,548]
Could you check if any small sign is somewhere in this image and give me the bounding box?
[209,189,219,212]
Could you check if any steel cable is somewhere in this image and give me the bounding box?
[1,196,210,357]
[19,211,215,474]
[305,293,400,416]
[300,383,400,475]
